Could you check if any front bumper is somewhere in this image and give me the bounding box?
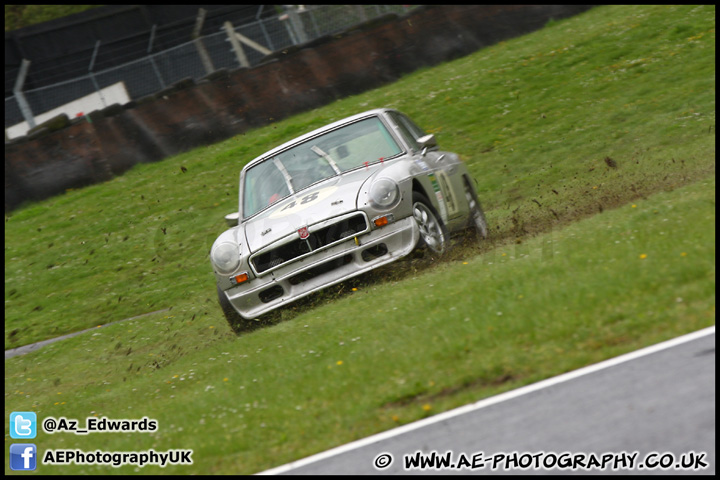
[222,215,419,319]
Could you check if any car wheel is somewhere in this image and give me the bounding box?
[463,178,488,239]
[217,284,257,335]
[412,191,448,255]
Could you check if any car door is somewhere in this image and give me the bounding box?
[388,111,464,225]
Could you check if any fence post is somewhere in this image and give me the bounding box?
[88,40,107,109]
[224,21,250,68]
[193,8,215,75]
[147,24,166,90]
[13,59,36,129]
[255,5,275,52]
[284,5,308,44]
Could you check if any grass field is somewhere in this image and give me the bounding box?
[4,4,715,475]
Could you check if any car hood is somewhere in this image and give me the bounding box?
[242,165,382,252]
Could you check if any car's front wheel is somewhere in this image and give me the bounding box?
[463,177,488,240]
[217,284,257,335]
[412,192,448,255]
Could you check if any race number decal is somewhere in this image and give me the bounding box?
[269,186,338,219]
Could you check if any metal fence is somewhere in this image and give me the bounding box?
[5,5,414,139]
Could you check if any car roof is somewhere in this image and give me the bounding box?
[242,108,398,171]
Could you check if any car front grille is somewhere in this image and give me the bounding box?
[251,213,368,274]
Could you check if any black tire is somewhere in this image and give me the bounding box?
[412,191,448,255]
[217,284,257,335]
[463,177,488,240]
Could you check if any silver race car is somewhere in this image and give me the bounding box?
[211,108,487,333]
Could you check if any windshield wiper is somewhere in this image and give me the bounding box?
[310,145,341,175]
[273,157,296,194]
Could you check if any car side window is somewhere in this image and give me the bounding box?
[389,112,427,152]
[398,114,426,140]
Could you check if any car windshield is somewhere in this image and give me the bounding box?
[242,116,402,218]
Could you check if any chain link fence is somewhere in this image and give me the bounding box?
[5,5,414,140]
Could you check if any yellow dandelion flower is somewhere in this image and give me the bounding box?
[223,378,229,382]
[392,415,400,422]
[422,404,432,412]
[681,252,687,257]
[632,204,637,208]
[336,360,343,366]
[639,254,648,259]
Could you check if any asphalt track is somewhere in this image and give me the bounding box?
[260,326,715,475]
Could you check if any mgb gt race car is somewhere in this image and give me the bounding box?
[211,108,487,333]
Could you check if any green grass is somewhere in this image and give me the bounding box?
[4,4,715,475]
[5,4,714,350]
[4,178,715,475]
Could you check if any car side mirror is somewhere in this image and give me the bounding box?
[418,134,437,156]
[224,212,239,227]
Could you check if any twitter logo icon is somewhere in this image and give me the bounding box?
[10,412,37,439]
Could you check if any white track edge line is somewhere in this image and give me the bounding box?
[257,325,715,475]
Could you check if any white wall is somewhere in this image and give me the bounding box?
[6,82,130,140]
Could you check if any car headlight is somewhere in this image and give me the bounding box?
[211,242,241,274]
[368,178,400,210]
